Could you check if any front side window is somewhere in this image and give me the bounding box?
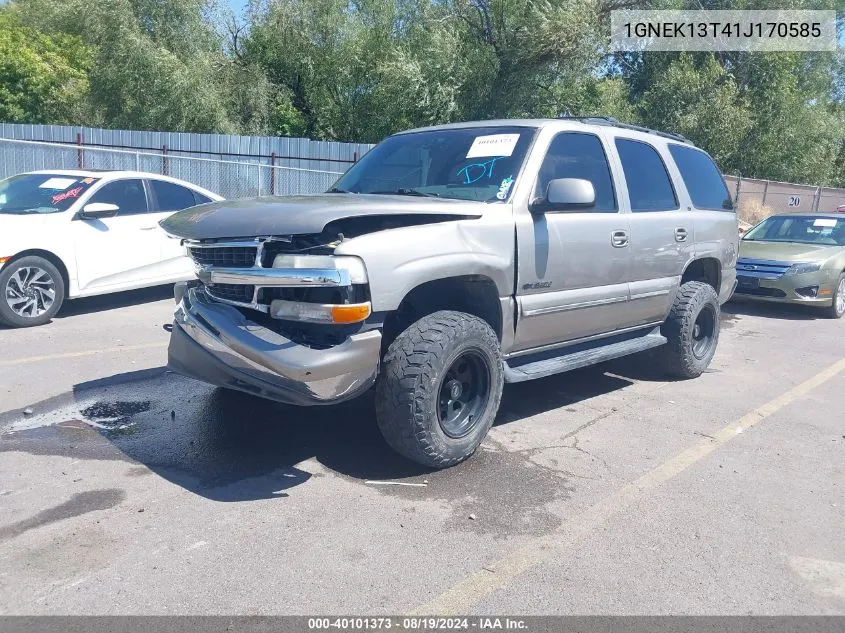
[535,132,617,212]
[615,138,678,212]
[743,215,845,246]
[150,180,197,212]
[668,144,733,211]
[88,179,148,215]
[331,126,536,202]
[0,174,101,215]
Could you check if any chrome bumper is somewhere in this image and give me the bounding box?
[168,287,381,405]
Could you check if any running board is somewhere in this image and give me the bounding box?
[503,328,667,383]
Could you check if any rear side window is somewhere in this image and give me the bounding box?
[668,144,733,211]
[192,191,212,205]
[150,180,198,212]
[615,138,678,212]
[535,132,617,212]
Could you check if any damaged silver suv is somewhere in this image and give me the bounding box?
[161,117,738,468]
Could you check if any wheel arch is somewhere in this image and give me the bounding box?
[681,257,721,294]
[381,275,504,354]
[3,249,71,296]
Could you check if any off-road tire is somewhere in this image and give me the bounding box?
[659,281,720,379]
[375,310,504,468]
[823,273,845,319]
[0,256,66,328]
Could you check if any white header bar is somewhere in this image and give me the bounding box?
[611,10,838,52]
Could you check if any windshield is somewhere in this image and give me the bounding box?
[0,173,101,215]
[743,215,845,246]
[330,126,536,202]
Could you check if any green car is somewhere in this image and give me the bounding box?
[734,213,845,318]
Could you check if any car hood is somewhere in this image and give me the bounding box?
[159,194,488,240]
[0,213,58,247]
[739,240,843,262]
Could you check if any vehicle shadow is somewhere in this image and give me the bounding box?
[723,299,823,321]
[54,284,175,319]
[12,363,641,502]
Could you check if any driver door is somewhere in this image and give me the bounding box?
[512,131,632,352]
[72,179,162,292]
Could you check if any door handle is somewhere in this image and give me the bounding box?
[140,226,157,231]
[675,227,688,242]
[611,230,629,248]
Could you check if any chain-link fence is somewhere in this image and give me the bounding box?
[0,138,345,199]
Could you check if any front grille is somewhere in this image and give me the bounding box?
[206,284,256,303]
[261,235,336,265]
[734,286,787,298]
[736,258,792,278]
[190,246,257,268]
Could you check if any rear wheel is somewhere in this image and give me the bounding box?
[823,273,845,319]
[0,256,65,328]
[659,281,720,379]
[375,310,504,468]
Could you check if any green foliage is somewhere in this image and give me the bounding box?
[0,0,842,187]
[0,10,91,124]
[638,54,752,173]
[16,0,237,132]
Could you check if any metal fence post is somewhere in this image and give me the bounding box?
[135,151,141,171]
[257,162,262,196]
[734,175,742,206]
[76,133,83,169]
[761,180,769,207]
[162,145,168,175]
[270,152,276,195]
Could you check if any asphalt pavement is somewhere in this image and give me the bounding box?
[0,288,843,615]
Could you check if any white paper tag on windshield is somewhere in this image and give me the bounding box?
[466,134,520,159]
[813,218,837,227]
[39,177,77,190]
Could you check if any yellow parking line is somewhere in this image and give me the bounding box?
[0,342,168,367]
[414,356,845,615]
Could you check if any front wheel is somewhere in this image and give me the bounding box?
[0,256,66,328]
[823,273,845,319]
[375,310,504,468]
[658,281,720,379]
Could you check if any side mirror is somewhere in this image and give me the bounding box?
[530,178,596,214]
[80,202,119,219]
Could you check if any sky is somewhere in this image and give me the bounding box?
[227,0,248,18]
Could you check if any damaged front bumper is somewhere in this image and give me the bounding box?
[168,286,382,405]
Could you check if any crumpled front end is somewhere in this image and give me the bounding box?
[167,236,382,405]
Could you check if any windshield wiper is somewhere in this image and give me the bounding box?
[370,188,440,198]
[327,187,353,194]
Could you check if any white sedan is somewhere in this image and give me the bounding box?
[0,170,222,328]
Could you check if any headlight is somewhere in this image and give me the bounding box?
[785,262,822,275]
[271,254,368,284]
[269,300,371,324]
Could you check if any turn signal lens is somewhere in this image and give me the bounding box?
[270,299,371,324]
[0,256,9,263]
[330,303,371,324]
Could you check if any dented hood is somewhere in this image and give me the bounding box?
[159,193,487,240]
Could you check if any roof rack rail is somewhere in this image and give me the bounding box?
[555,115,691,144]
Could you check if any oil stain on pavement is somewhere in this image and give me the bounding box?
[0,488,125,541]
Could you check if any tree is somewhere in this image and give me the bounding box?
[15,0,237,132]
[636,54,752,173]
[0,9,91,124]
